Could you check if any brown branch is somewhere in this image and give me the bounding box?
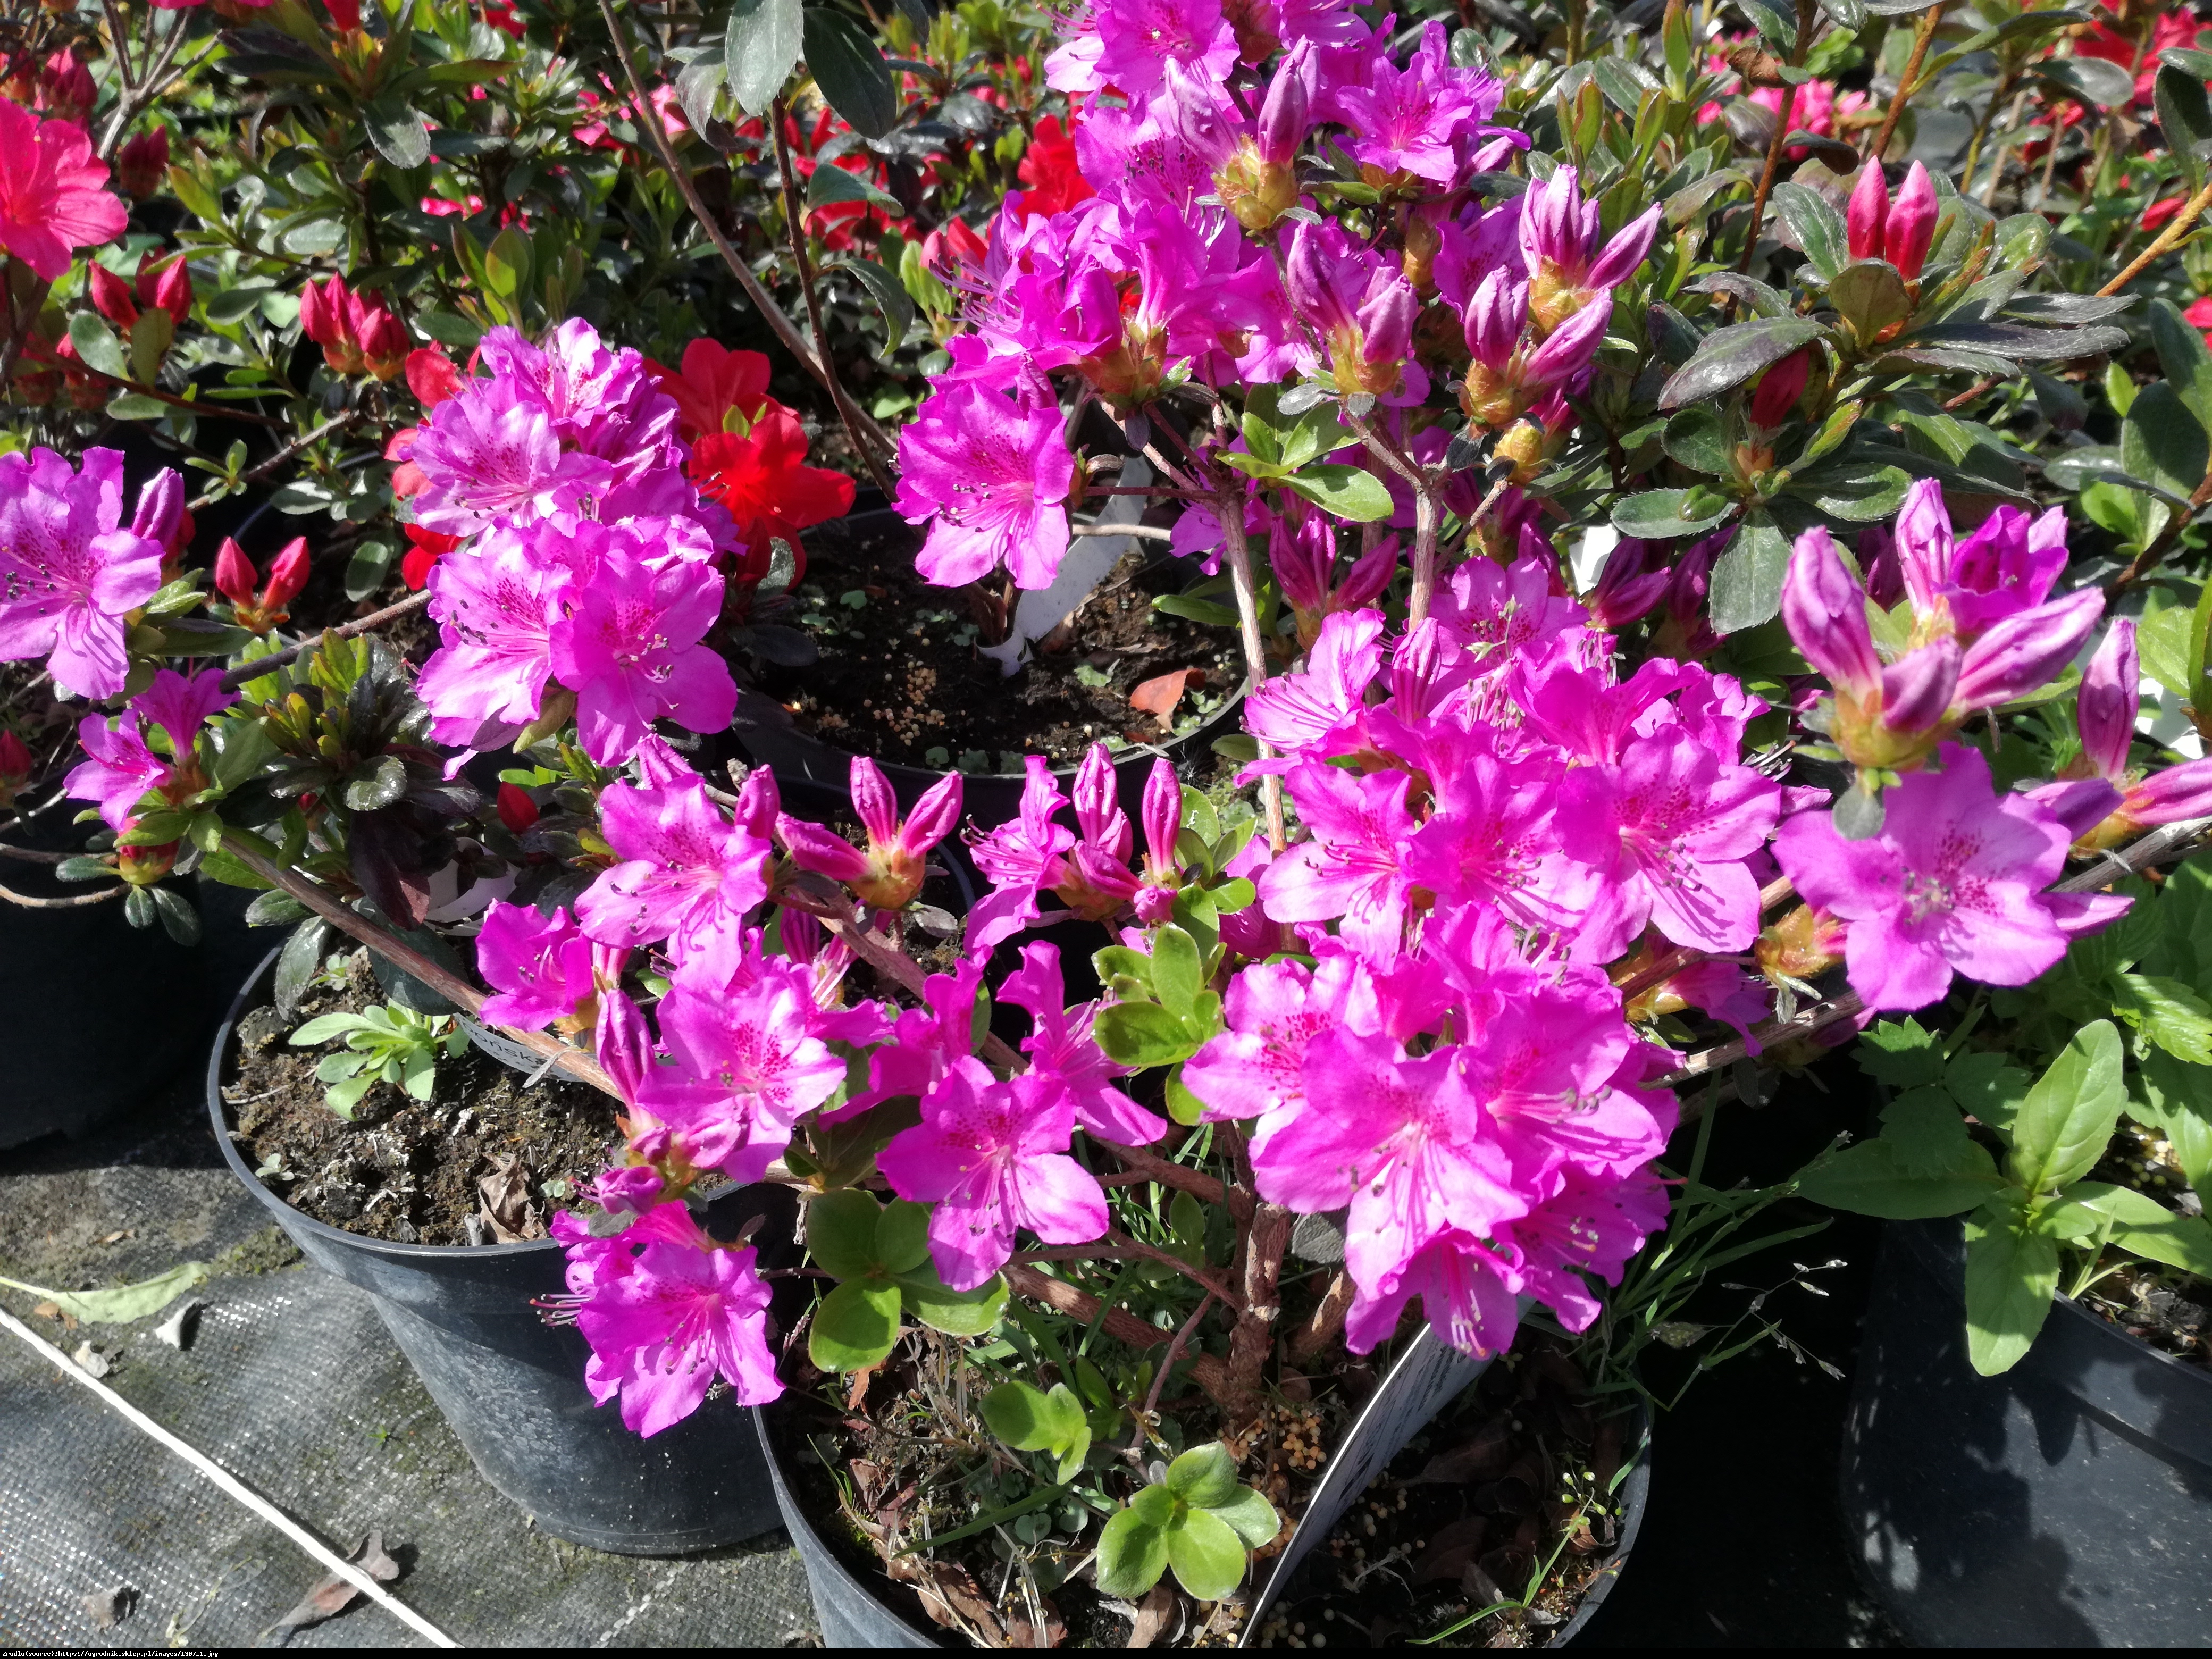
[1104,1228,1246,1311]
[1096,1136,1253,1222]
[220,835,619,1099]
[1222,1201,1291,1413]
[189,413,362,514]
[0,878,124,909]
[1737,0,1820,278]
[0,842,67,864]
[65,357,290,428]
[2100,178,2212,298]
[770,94,898,500]
[217,592,433,693]
[592,0,898,474]
[1869,3,1945,163]
[1286,1270,1353,1366]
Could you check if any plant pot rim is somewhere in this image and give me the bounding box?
[1893,1214,2212,1391]
[208,942,564,1263]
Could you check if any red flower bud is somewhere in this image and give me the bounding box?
[212,537,257,607]
[263,537,312,608]
[406,345,462,407]
[88,263,138,330]
[0,727,32,785]
[1846,161,1887,264]
[496,782,540,833]
[115,125,169,200]
[138,253,193,325]
[1886,161,1939,283]
[300,276,366,374]
[351,293,411,382]
[1749,348,1811,429]
[325,0,362,29]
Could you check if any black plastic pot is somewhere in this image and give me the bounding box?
[758,1330,1653,1648]
[1841,1218,2212,1646]
[209,947,789,1555]
[1,819,206,1150]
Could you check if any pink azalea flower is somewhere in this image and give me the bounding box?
[1285,220,1423,400]
[548,530,735,765]
[474,901,596,1030]
[408,392,609,535]
[634,963,848,1181]
[1002,941,1166,1145]
[1047,0,1237,98]
[416,518,575,750]
[1402,731,1602,935]
[2063,617,2212,840]
[1244,607,1386,761]
[837,956,985,1122]
[64,667,233,831]
[567,1202,782,1436]
[966,757,1077,952]
[1772,744,2088,1012]
[1343,1225,1523,1356]
[0,99,128,281]
[1504,1167,1671,1333]
[894,382,1075,590]
[877,1057,1110,1292]
[0,446,163,699]
[575,776,773,964]
[1331,20,1508,188]
[1259,757,1420,953]
[1518,163,1661,331]
[1183,952,1367,1144]
[780,755,962,910]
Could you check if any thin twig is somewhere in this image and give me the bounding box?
[1096,1136,1253,1221]
[1126,1291,1214,1457]
[1104,1228,1246,1311]
[1217,500,1287,853]
[2099,178,2212,297]
[591,0,898,473]
[0,878,124,909]
[1869,3,1945,163]
[217,592,433,693]
[219,836,619,1099]
[0,842,67,864]
[189,413,361,514]
[1003,1264,1234,1404]
[1737,3,1817,278]
[1071,522,1175,541]
[770,94,898,499]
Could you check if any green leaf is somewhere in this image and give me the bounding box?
[1945,1050,2032,1144]
[1857,1017,1943,1087]
[345,540,395,603]
[725,0,803,114]
[1281,463,1394,522]
[1207,1484,1281,1548]
[2138,604,2199,702]
[2156,63,2212,192]
[1164,1506,1248,1601]
[807,164,903,217]
[1830,260,1912,343]
[1708,514,1789,632]
[807,1188,886,1279]
[274,918,330,1019]
[1771,182,1848,281]
[2008,1020,2127,1197]
[2136,1048,2212,1192]
[1611,487,1733,540]
[2111,973,2212,1066]
[68,313,128,381]
[1150,926,1205,1018]
[1661,406,1731,474]
[1657,317,1828,408]
[291,1011,372,1045]
[341,753,407,813]
[875,1197,932,1275]
[808,1278,902,1371]
[364,99,432,170]
[982,1380,1090,1479]
[1092,1001,1203,1068]
[803,6,897,139]
[2148,298,2212,434]
[1095,1507,1170,1599]
[150,884,200,945]
[1963,1209,2059,1376]
[2053,1182,2212,1278]
[2121,384,2211,502]
[0,1261,209,1325]
[129,311,174,384]
[1798,1136,2001,1218]
[895,1262,1007,1337]
[484,226,532,304]
[1165,1440,1241,1508]
[832,257,915,346]
[324,1073,375,1118]
[1881,1086,1972,1177]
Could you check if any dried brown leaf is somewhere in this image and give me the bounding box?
[1126,1582,1176,1648]
[1128,668,1201,730]
[271,1530,400,1635]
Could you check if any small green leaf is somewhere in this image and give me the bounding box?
[1093,1002,1204,1068]
[2052,1182,2212,1278]
[808,1278,902,1371]
[1612,487,1733,540]
[807,163,904,217]
[1164,1506,1248,1602]
[1963,1208,2059,1376]
[1207,1484,1281,1548]
[2148,297,2212,434]
[364,99,432,170]
[1281,463,1394,522]
[1095,1507,1170,1599]
[2121,385,2211,502]
[832,257,915,346]
[341,753,407,812]
[1771,182,1849,281]
[291,1011,372,1045]
[894,1261,1007,1337]
[806,1188,887,1279]
[2110,973,2212,1066]
[1150,926,1205,1018]
[1164,1440,1241,1509]
[1880,1086,1972,1177]
[1829,260,1912,343]
[725,0,804,115]
[1798,1136,2001,1218]
[68,313,128,380]
[1708,514,1789,633]
[2008,1020,2127,1197]
[0,1262,209,1325]
[1661,405,1731,474]
[875,1198,933,1275]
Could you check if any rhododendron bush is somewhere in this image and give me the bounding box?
[12,0,2212,1632]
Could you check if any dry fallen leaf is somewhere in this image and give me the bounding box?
[1127,1583,1177,1648]
[1128,668,1202,731]
[99,1229,132,1245]
[270,1530,400,1637]
[477,1154,540,1244]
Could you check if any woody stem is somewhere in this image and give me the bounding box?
[1217,496,1288,853]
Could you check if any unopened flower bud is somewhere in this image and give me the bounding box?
[138,254,193,324]
[849,754,900,848]
[1846,161,1888,263]
[496,781,540,833]
[212,537,257,608]
[904,770,963,855]
[1748,348,1810,429]
[352,292,410,382]
[115,125,169,200]
[0,727,31,805]
[1886,162,1939,282]
[263,537,311,609]
[1255,41,1312,169]
[2076,619,2138,783]
[88,264,137,330]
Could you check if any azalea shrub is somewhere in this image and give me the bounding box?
[11,0,2212,1638]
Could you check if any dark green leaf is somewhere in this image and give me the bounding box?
[1661,406,1731,474]
[831,257,914,346]
[274,918,330,1019]
[1829,261,1912,342]
[803,7,898,139]
[1770,182,1848,281]
[806,163,903,216]
[1797,1137,2001,1218]
[68,313,128,381]
[1611,488,1733,539]
[2110,973,2212,1065]
[1881,1086,1973,1177]
[341,753,407,813]
[2135,1048,2212,1192]
[1657,317,1829,408]
[1708,515,1788,633]
[149,885,200,945]
[345,540,395,604]
[895,1261,1006,1336]
[725,0,803,115]
[807,1188,887,1278]
[364,99,431,170]
[2118,385,2210,502]
[2156,64,2212,191]
[1150,926,1205,1018]
[1282,463,1394,522]
[2149,298,2212,434]
[2055,1182,2212,1277]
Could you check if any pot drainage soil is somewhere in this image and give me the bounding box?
[757,518,1239,771]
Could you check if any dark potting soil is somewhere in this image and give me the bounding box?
[223,957,621,1246]
[763,1320,1633,1650]
[2077,1116,2212,1366]
[757,517,1240,771]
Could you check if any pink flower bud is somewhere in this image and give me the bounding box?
[1141,758,1181,875]
[325,0,362,29]
[130,469,185,555]
[1954,588,2106,711]
[2076,619,2138,783]
[1073,742,1130,860]
[115,125,169,201]
[1846,161,1888,263]
[1255,40,1313,169]
[1589,538,1669,629]
[1781,526,1881,698]
[262,537,311,608]
[2124,758,2212,826]
[1878,638,1959,736]
[1886,162,1939,281]
[0,727,31,786]
[1859,525,1903,608]
[594,988,653,1108]
[849,753,900,847]
[901,770,962,856]
[88,263,137,330]
[138,254,193,325]
[212,537,256,607]
[1748,348,1810,428]
[733,765,780,838]
[779,814,872,884]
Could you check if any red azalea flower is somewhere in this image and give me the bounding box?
[400,523,464,590]
[1016,114,1095,220]
[648,339,776,443]
[690,407,856,586]
[2186,295,2212,348]
[2076,3,2208,102]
